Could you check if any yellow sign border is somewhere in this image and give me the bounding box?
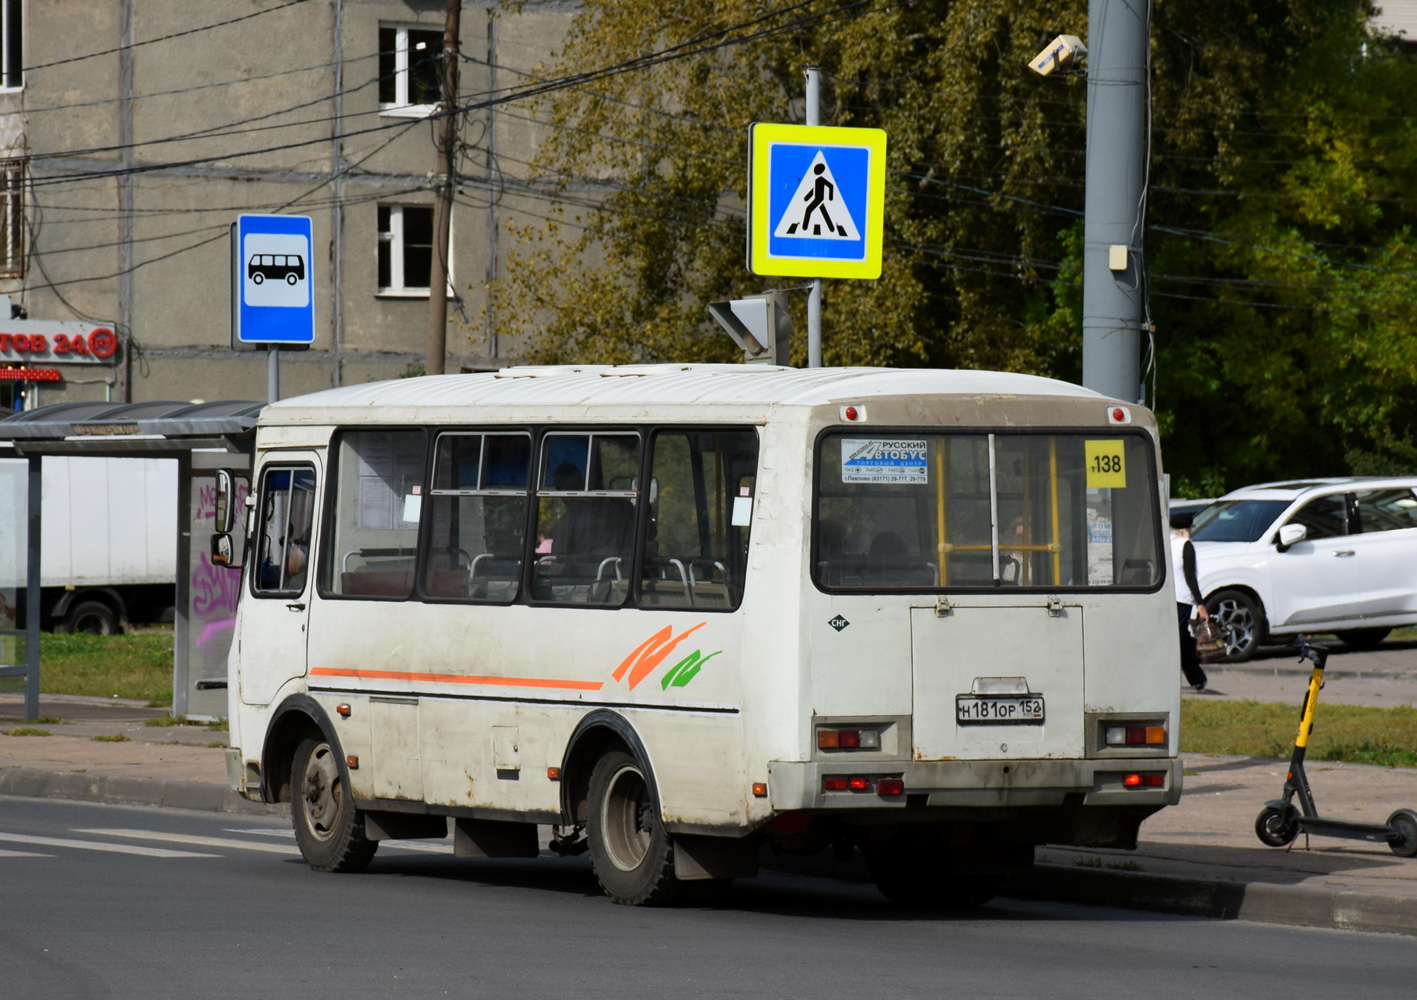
[748,123,887,280]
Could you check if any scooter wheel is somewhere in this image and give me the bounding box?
[1385,809,1417,858]
[1255,805,1300,847]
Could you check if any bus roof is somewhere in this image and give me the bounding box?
[259,365,1107,426]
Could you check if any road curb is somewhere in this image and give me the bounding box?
[1007,865,1417,937]
[0,767,287,817]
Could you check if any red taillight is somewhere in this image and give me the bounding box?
[823,777,848,791]
[1124,773,1164,788]
[838,730,860,749]
[847,777,870,792]
[844,406,859,421]
[877,777,904,796]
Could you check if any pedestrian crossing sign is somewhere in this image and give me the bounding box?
[748,123,887,279]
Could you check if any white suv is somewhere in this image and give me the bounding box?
[1188,477,1417,661]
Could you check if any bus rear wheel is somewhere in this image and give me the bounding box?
[291,736,377,873]
[586,750,682,906]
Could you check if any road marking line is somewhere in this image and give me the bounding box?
[380,840,453,854]
[0,832,216,859]
[0,848,53,858]
[225,827,450,853]
[72,829,302,855]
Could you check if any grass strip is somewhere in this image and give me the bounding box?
[0,633,175,704]
[1182,698,1417,768]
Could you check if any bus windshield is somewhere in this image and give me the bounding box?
[814,431,1161,591]
[1190,499,1290,542]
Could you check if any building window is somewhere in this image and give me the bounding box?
[378,24,442,116]
[0,158,24,279]
[377,204,438,295]
[1,0,21,92]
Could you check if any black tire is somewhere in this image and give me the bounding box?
[1206,589,1265,662]
[866,848,1003,908]
[251,271,264,284]
[61,600,119,635]
[1386,809,1417,858]
[286,272,298,285]
[1335,628,1391,651]
[585,750,682,906]
[1255,804,1300,848]
[291,736,377,873]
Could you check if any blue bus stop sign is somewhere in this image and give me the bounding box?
[231,214,315,349]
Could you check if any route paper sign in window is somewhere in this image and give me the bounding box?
[840,438,928,484]
[748,123,887,280]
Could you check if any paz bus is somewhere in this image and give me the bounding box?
[214,365,1181,906]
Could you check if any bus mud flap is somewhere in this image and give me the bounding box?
[672,834,759,881]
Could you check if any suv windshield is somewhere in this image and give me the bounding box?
[814,431,1161,591]
[1190,499,1290,542]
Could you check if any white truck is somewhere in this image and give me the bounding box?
[0,456,177,632]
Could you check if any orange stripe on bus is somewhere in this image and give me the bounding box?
[309,667,604,691]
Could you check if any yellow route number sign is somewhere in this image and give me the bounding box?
[1084,439,1127,489]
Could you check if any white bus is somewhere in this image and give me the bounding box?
[217,365,1181,906]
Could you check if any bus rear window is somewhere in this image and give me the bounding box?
[815,432,1160,591]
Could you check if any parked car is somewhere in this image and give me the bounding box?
[1188,478,1417,660]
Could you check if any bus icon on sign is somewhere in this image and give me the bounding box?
[248,253,305,286]
[241,231,310,309]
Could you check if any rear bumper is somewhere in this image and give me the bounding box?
[767,757,1182,812]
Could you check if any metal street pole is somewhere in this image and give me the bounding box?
[805,66,822,368]
[1081,0,1148,402]
[267,344,278,403]
[426,0,462,377]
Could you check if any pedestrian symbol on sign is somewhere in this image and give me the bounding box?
[774,152,860,241]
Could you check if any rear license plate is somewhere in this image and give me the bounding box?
[956,695,1045,725]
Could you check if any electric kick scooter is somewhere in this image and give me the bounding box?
[1254,634,1417,856]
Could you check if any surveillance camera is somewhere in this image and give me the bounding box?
[1028,34,1086,77]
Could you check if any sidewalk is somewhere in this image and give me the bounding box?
[2,691,1415,935]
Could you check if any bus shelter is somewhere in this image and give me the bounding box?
[0,400,260,720]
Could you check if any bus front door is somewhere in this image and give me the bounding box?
[238,455,321,706]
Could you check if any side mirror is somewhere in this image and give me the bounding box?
[1275,523,1307,553]
[211,532,241,569]
[214,469,238,534]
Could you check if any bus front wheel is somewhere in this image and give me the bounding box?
[291,736,377,873]
[586,750,682,906]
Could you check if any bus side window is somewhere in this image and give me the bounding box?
[531,433,640,606]
[319,430,428,600]
[423,432,531,602]
[639,429,759,611]
[253,466,316,597]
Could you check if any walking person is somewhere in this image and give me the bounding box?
[1172,516,1210,691]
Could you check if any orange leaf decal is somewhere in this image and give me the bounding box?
[612,625,672,683]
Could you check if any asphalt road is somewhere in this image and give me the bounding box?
[2,798,1414,999]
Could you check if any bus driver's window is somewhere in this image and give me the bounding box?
[254,467,316,596]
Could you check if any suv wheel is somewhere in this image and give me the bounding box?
[1206,589,1264,662]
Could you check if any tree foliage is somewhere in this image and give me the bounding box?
[486,0,1417,492]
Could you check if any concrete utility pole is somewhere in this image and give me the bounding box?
[1081,0,1148,402]
[426,0,462,376]
[805,66,822,369]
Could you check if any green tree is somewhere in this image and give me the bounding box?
[486,0,1417,491]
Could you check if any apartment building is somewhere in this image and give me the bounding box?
[0,0,576,408]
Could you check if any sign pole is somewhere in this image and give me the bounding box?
[267,344,279,403]
[805,66,822,369]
